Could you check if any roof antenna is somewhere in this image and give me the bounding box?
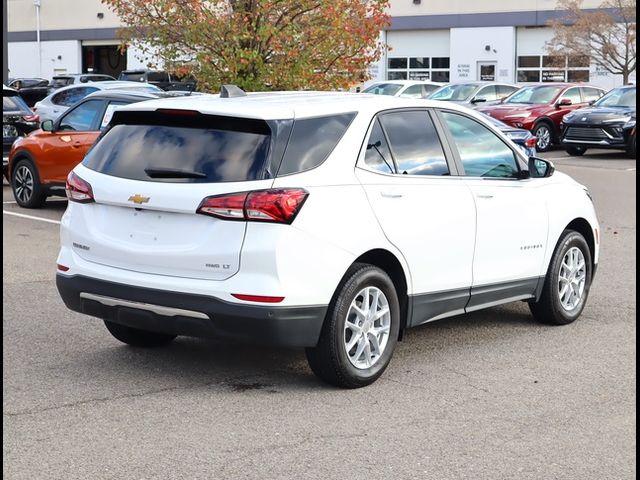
[220,84,247,98]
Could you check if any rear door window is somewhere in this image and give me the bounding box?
[84,115,273,183]
[379,110,449,176]
[3,94,31,113]
[363,119,395,174]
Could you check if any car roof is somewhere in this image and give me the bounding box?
[53,73,113,78]
[115,90,477,120]
[442,81,517,87]
[49,81,161,94]
[83,90,168,102]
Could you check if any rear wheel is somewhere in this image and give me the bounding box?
[306,263,400,388]
[566,146,586,156]
[11,159,46,208]
[103,320,177,347]
[534,123,554,152]
[529,230,592,325]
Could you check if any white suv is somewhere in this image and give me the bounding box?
[56,91,600,388]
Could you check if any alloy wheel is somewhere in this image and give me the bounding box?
[558,247,587,311]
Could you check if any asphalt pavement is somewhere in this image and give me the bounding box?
[3,149,636,480]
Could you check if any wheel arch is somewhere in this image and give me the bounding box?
[8,149,35,180]
[564,217,596,268]
[352,249,410,338]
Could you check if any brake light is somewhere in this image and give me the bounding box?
[155,108,199,116]
[197,188,308,224]
[65,172,94,203]
[57,264,70,272]
[525,137,537,148]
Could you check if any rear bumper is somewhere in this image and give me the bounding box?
[56,274,327,347]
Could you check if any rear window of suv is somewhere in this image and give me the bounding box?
[83,115,272,183]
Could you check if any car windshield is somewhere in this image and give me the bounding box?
[595,87,636,108]
[50,77,74,88]
[362,83,404,96]
[429,84,477,101]
[3,93,31,113]
[504,86,564,104]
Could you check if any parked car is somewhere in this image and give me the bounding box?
[428,81,519,107]
[33,81,164,122]
[478,83,606,152]
[48,73,116,93]
[7,77,50,106]
[118,69,197,92]
[361,80,444,98]
[560,85,636,158]
[8,89,199,207]
[481,112,537,158]
[3,85,39,179]
[55,91,599,388]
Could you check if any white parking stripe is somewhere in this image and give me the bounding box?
[2,201,17,204]
[627,168,636,171]
[2,210,61,225]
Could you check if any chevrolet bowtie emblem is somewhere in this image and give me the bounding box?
[128,194,150,204]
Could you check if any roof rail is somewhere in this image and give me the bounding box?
[220,84,247,98]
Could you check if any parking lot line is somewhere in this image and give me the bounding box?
[2,210,61,225]
[3,201,17,204]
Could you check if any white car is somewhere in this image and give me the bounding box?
[33,81,164,122]
[56,91,600,388]
[361,80,444,98]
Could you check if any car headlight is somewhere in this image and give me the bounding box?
[603,116,631,124]
[625,118,636,128]
[504,111,532,119]
[562,114,574,123]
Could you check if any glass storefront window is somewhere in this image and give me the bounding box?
[388,58,408,69]
[388,71,408,80]
[517,55,590,83]
[518,56,540,68]
[517,70,541,82]
[410,57,429,69]
[568,70,590,82]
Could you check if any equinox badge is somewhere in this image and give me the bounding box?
[128,194,150,205]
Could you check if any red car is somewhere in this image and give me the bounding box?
[478,83,606,151]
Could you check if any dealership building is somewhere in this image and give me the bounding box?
[4,0,634,89]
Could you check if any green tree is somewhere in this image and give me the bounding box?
[104,0,390,91]
[546,0,636,84]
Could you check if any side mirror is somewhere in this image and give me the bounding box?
[556,98,572,107]
[588,99,596,106]
[40,119,54,132]
[528,157,555,178]
[471,97,487,104]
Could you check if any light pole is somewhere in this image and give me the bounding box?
[34,0,41,77]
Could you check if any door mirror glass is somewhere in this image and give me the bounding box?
[528,157,555,178]
[40,119,54,132]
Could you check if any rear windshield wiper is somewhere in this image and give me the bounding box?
[144,167,207,179]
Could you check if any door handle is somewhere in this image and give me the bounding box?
[476,194,494,199]
[380,192,403,199]
[72,141,82,148]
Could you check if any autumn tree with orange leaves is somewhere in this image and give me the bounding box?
[546,0,636,84]
[103,0,390,92]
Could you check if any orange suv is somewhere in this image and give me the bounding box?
[9,90,167,208]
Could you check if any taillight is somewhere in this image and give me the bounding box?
[231,294,284,303]
[197,188,308,224]
[65,172,94,203]
[525,137,537,148]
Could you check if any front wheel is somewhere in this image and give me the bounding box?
[566,146,586,156]
[103,320,177,347]
[529,230,592,325]
[11,159,46,208]
[627,137,636,159]
[534,123,554,152]
[306,263,401,388]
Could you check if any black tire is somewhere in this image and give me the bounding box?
[533,122,555,152]
[565,146,586,156]
[627,137,636,159]
[529,230,592,325]
[306,263,401,388]
[103,320,177,347]
[11,158,46,208]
